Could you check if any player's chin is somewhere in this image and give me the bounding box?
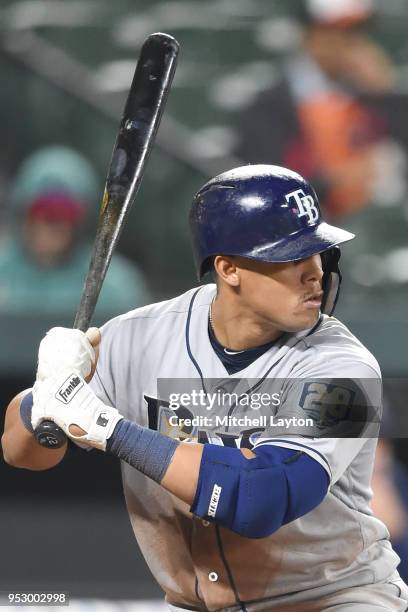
[289,307,321,331]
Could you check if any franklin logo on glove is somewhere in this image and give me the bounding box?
[56,374,83,404]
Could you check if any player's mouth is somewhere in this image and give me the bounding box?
[302,290,323,309]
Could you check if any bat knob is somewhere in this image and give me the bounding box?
[35,420,67,449]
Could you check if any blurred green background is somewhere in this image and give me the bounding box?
[1,0,408,373]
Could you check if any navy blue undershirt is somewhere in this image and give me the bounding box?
[208,317,278,374]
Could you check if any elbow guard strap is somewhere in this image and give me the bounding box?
[191,444,329,538]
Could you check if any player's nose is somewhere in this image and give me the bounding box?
[300,254,324,285]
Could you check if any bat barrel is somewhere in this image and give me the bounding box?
[75,31,180,331]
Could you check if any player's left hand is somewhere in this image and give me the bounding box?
[31,372,123,450]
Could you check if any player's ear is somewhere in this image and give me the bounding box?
[214,255,240,287]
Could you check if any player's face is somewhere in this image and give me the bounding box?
[233,254,324,333]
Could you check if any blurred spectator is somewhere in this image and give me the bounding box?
[235,0,407,218]
[0,146,149,317]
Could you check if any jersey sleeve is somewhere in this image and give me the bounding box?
[253,356,382,485]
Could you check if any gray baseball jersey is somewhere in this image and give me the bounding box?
[89,284,401,611]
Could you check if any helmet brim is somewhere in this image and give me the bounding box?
[245,222,355,262]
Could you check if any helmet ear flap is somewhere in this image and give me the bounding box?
[199,256,215,279]
[321,248,342,316]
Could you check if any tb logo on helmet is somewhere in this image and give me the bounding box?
[286,189,319,225]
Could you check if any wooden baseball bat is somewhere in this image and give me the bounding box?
[34,32,179,448]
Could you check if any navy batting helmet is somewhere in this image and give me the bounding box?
[189,164,354,315]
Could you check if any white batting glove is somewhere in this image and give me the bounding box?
[32,372,123,450]
[36,327,97,381]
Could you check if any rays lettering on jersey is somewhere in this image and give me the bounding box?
[144,394,264,449]
[285,188,319,224]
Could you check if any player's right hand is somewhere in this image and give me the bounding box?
[32,371,121,451]
[36,327,101,383]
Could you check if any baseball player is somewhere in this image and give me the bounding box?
[3,165,408,611]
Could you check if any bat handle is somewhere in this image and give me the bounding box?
[33,315,91,448]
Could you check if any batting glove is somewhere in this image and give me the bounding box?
[36,327,97,381]
[32,372,123,451]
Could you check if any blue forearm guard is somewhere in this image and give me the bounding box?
[191,444,329,538]
[107,419,179,483]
